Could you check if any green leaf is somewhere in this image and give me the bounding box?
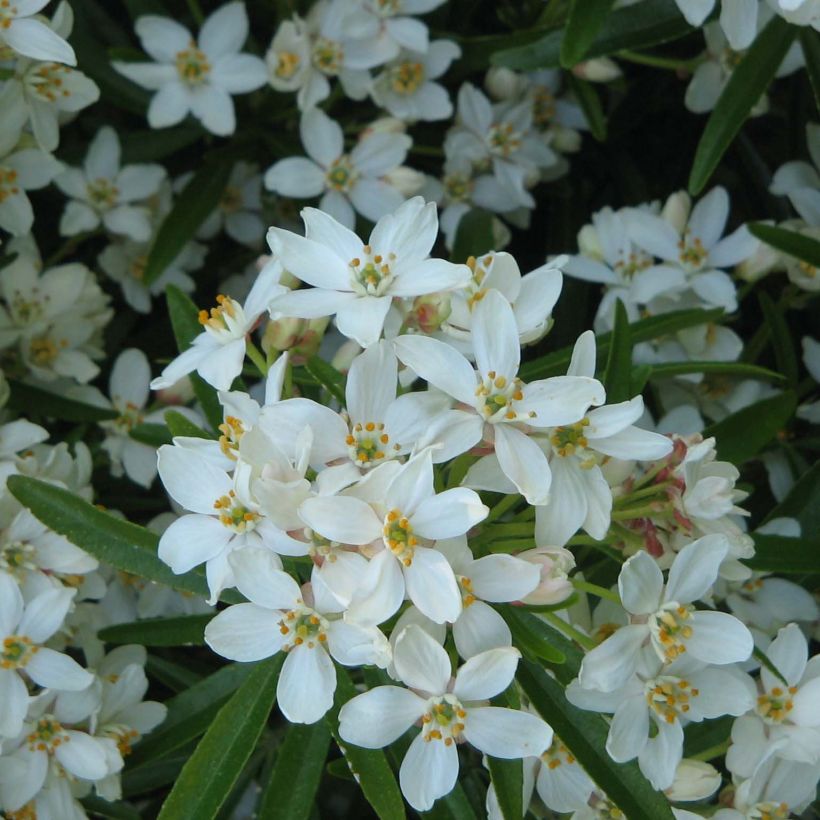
[800,29,820,111]
[144,159,232,285]
[497,605,566,664]
[304,356,347,406]
[146,656,203,692]
[518,662,674,820]
[6,476,240,603]
[451,209,495,263]
[98,615,212,646]
[326,668,406,820]
[702,391,796,464]
[561,0,617,67]
[645,360,785,381]
[257,722,332,820]
[492,0,693,70]
[81,796,141,820]
[688,17,798,195]
[763,461,820,534]
[165,410,217,440]
[745,533,820,574]
[757,293,799,387]
[601,299,632,403]
[121,126,202,163]
[6,380,117,422]
[682,715,733,758]
[166,285,224,430]
[130,423,173,448]
[421,784,480,820]
[520,307,724,380]
[157,655,284,820]
[130,663,256,768]
[486,758,523,820]
[748,221,820,268]
[566,75,607,141]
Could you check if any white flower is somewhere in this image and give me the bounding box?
[197,161,264,247]
[0,573,93,738]
[396,290,606,505]
[438,535,540,658]
[0,130,62,236]
[55,127,165,241]
[534,735,595,813]
[204,548,389,723]
[578,537,754,693]
[265,108,410,229]
[299,449,488,624]
[371,40,461,121]
[361,0,447,57]
[771,122,820,225]
[113,1,268,136]
[338,625,553,811]
[269,197,472,348]
[156,444,291,603]
[0,0,76,65]
[150,259,285,391]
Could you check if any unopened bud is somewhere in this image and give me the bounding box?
[331,339,362,374]
[156,376,196,406]
[406,292,452,334]
[384,167,426,196]
[735,235,780,282]
[484,66,524,100]
[517,547,575,605]
[577,223,602,259]
[262,316,329,364]
[665,760,721,802]
[360,117,407,138]
[551,124,582,153]
[661,191,691,235]
[572,57,622,83]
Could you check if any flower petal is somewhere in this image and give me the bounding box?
[278,644,336,723]
[393,624,451,694]
[463,706,553,758]
[453,646,520,701]
[399,730,460,812]
[204,603,285,661]
[339,686,427,747]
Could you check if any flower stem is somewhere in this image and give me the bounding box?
[690,740,730,762]
[617,50,701,72]
[186,0,205,25]
[614,480,673,507]
[540,611,596,651]
[572,578,620,605]
[610,502,670,521]
[246,340,269,376]
[484,493,522,524]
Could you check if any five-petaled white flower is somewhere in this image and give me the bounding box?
[339,625,553,811]
[0,0,76,65]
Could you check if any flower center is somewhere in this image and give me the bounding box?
[0,166,20,203]
[540,738,576,769]
[312,37,343,75]
[1,634,38,669]
[756,685,798,724]
[26,715,69,753]
[532,86,556,127]
[86,177,119,210]
[443,171,473,203]
[0,0,18,27]
[346,421,399,467]
[275,51,301,79]
[28,63,73,103]
[649,602,694,662]
[114,401,144,433]
[130,255,147,280]
[645,676,699,724]
[475,371,529,423]
[198,294,244,339]
[218,416,245,460]
[307,530,340,561]
[550,419,590,458]
[388,61,424,95]
[220,185,243,214]
[383,509,416,566]
[487,122,522,157]
[4,802,36,820]
[748,802,790,820]
[613,250,652,279]
[677,232,707,270]
[104,725,140,757]
[326,155,358,192]
[213,490,260,532]
[29,336,60,366]
[176,43,211,86]
[349,245,395,296]
[421,696,466,746]
[456,575,477,607]
[279,604,328,650]
[0,539,36,578]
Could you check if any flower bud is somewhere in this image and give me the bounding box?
[665,759,721,802]
[331,339,362,374]
[661,191,691,235]
[360,117,407,137]
[572,57,622,83]
[735,238,781,282]
[517,547,575,605]
[262,316,330,364]
[405,292,452,334]
[155,376,196,406]
[484,66,524,100]
[384,167,426,196]
[577,223,603,259]
[551,124,582,153]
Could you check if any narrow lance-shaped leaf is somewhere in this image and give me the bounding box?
[800,29,820,112]
[6,475,240,603]
[486,757,523,820]
[451,208,495,263]
[601,299,632,403]
[157,655,284,820]
[305,356,347,406]
[567,75,607,141]
[144,158,232,285]
[689,17,798,195]
[745,534,820,575]
[326,668,406,820]
[7,380,117,422]
[517,661,674,820]
[497,605,566,665]
[165,410,217,440]
[257,722,332,820]
[645,360,785,382]
[702,391,796,465]
[748,221,820,268]
[561,0,617,67]
[757,292,799,387]
[98,615,212,647]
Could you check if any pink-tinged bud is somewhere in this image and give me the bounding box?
[661,191,691,234]
[359,117,407,137]
[262,316,329,365]
[155,376,196,406]
[572,57,622,83]
[383,166,426,196]
[517,547,575,605]
[405,292,452,334]
[331,339,362,374]
[484,66,525,100]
